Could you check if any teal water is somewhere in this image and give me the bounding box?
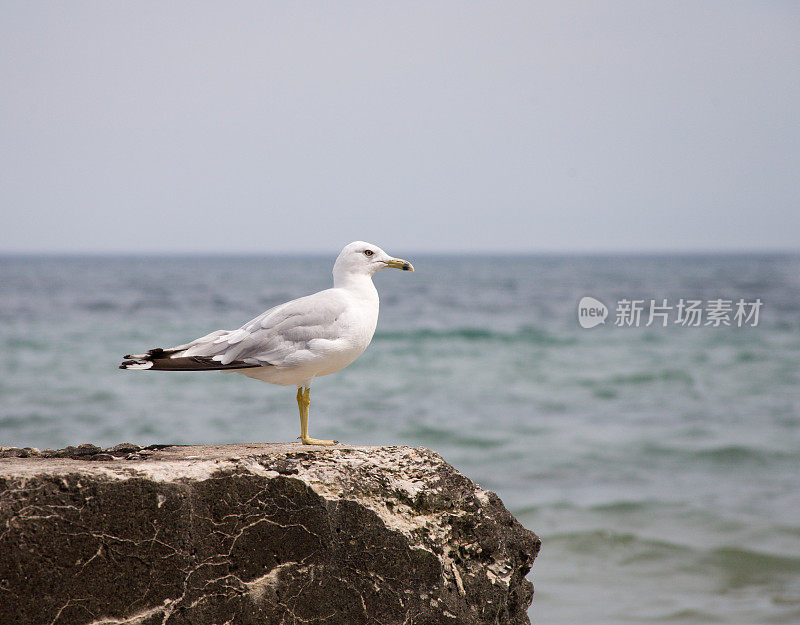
[1,253,799,623]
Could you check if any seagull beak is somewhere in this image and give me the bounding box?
[384,257,414,271]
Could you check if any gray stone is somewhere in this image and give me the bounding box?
[106,442,142,456]
[0,443,540,625]
[0,447,27,458]
[0,446,41,458]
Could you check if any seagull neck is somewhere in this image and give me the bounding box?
[333,272,378,298]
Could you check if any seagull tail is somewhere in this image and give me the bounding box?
[119,347,261,372]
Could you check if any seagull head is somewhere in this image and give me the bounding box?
[333,241,414,281]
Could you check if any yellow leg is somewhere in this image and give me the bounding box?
[296,387,336,446]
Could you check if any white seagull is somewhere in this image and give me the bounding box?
[120,241,414,445]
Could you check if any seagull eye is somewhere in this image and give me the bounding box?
[363,250,374,257]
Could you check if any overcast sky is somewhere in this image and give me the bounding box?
[1,2,798,254]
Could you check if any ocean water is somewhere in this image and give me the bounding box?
[1,253,799,624]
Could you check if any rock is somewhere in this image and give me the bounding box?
[0,443,540,625]
[106,442,142,456]
[40,443,105,459]
[66,443,104,457]
[0,446,42,458]
[86,453,117,461]
[0,447,28,458]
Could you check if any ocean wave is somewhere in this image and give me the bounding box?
[374,326,576,345]
[700,546,800,589]
[80,300,119,312]
[692,444,774,464]
[650,608,725,622]
[399,423,507,449]
[613,369,694,385]
[1,337,46,350]
[546,529,800,584]
[576,369,695,389]
[0,413,50,427]
[546,529,683,557]
[588,500,656,514]
[639,443,796,466]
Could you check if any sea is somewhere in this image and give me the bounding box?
[1,253,799,624]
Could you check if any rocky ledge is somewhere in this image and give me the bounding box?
[0,444,540,625]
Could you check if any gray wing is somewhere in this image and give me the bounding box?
[178,289,350,367]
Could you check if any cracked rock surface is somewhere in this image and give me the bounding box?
[0,443,540,625]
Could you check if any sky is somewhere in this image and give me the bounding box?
[1,1,798,254]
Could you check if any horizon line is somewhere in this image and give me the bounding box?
[1,248,799,258]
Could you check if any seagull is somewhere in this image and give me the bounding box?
[120,241,414,445]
